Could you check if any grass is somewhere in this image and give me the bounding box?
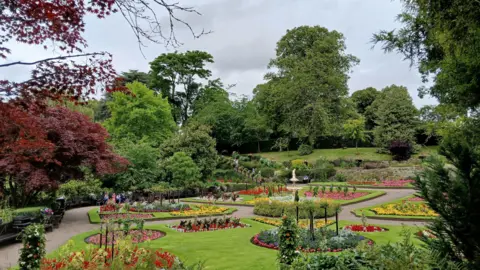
[14,206,45,214]
[259,146,438,163]
[352,196,436,221]
[308,182,415,189]
[182,195,256,206]
[87,206,238,224]
[46,219,424,270]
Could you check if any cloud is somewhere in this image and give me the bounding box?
[1,0,437,108]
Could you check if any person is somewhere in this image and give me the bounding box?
[116,194,121,204]
[103,192,108,205]
[304,175,310,183]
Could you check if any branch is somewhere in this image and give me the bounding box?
[0,52,106,68]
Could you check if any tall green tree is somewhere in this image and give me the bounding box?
[419,104,466,145]
[373,85,419,149]
[254,26,359,144]
[104,82,176,147]
[159,123,217,180]
[351,87,379,130]
[372,0,480,110]
[149,51,214,123]
[120,70,150,86]
[416,117,480,267]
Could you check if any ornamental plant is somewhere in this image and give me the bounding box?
[19,224,46,270]
[278,215,299,265]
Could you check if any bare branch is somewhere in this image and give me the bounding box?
[0,52,106,68]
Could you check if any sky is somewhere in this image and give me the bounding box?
[2,0,438,108]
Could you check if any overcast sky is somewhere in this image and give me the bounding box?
[3,0,437,108]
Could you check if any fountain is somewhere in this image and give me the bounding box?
[290,169,300,188]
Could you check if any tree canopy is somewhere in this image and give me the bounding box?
[254,25,359,144]
[104,82,176,147]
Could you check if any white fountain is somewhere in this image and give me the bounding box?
[289,169,301,191]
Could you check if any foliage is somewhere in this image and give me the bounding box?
[372,85,419,150]
[19,224,46,270]
[388,140,413,161]
[260,167,276,178]
[0,106,128,207]
[160,124,218,180]
[105,82,176,147]
[343,118,367,150]
[149,51,214,124]
[371,202,437,217]
[351,87,379,130]
[108,140,162,191]
[58,175,103,199]
[373,0,480,110]
[298,144,313,156]
[254,26,359,144]
[253,200,339,219]
[278,216,299,265]
[415,117,480,267]
[120,70,150,86]
[162,152,202,188]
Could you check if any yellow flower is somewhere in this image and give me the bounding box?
[170,205,228,216]
[372,202,437,217]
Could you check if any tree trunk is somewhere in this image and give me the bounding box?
[257,141,261,153]
[310,211,315,241]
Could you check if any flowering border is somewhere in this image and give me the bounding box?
[343,224,388,233]
[84,229,166,245]
[168,223,250,233]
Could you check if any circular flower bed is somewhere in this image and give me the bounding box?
[253,217,334,229]
[100,213,154,220]
[371,202,437,217]
[169,217,249,233]
[343,224,387,232]
[416,229,436,239]
[130,202,191,212]
[252,228,368,253]
[170,205,229,217]
[85,229,165,245]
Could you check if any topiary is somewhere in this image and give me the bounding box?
[388,140,413,161]
[278,215,299,265]
[19,224,46,270]
[298,144,313,156]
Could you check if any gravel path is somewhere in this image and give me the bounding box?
[0,188,425,269]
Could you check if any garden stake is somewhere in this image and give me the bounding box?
[324,207,327,224]
[105,224,109,263]
[335,211,339,235]
[99,222,103,248]
[111,225,115,260]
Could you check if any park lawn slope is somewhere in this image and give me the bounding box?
[45,219,423,270]
[352,196,436,221]
[258,146,438,163]
[87,206,237,224]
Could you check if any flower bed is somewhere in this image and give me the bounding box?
[253,217,333,229]
[129,201,191,212]
[371,202,437,217]
[305,191,368,200]
[85,229,165,245]
[170,205,229,217]
[100,213,154,220]
[245,197,270,205]
[343,224,387,232]
[347,181,377,186]
[169,217,249,232]
[346,179,414,187]
[238,187,288,196]
[252,228,368,253]
[40,246,180,269]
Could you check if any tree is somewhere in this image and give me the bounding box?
[239,100,272,152]
[162,152,201,187]
[1,0,206,105]
[107,140,161,191]
[372,0,480,110]
[351,87,379,130]
[104,82,176,147]
[149,51,214,124]
[373,85,419,149]
[416,117,480,267]
[120,70,150,86]
[0,106,128,207]
[419,104,466,145]
[254,26,359,144]
[159,123,217,180]
[343,117,367,151]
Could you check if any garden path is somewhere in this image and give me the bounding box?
[0,188,423,269]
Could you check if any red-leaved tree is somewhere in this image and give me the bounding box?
[0,105,128,207]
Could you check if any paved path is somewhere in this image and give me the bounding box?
[0,188,423,269]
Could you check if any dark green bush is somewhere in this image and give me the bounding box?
[239,161,257,169]
[260,167,275,178]
[212,169,245,181]
[282,160,292,168]
[334,173,347,182]
[253,200,339,218]
[298,144,313,156]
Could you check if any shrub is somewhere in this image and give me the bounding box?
[239,161,257,169]
[291,159,308,170]
[19,224,46,270]
[260,167,275,178]
[278,216,299,265]
[363,162,389,169]
[334,174,347,182]
[298,144,313,156]
[389,140,413,161]
[282,160,292,168]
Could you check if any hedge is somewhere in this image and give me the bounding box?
[253,200,340,219]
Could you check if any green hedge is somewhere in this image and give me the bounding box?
[253,200,340,218]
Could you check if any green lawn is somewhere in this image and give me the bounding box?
[259,146,438,163]
[309,182,415,189]
[46,219,424,270]
[182,195,256,206]
[87,206,238,224]
[352,196,436,221]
